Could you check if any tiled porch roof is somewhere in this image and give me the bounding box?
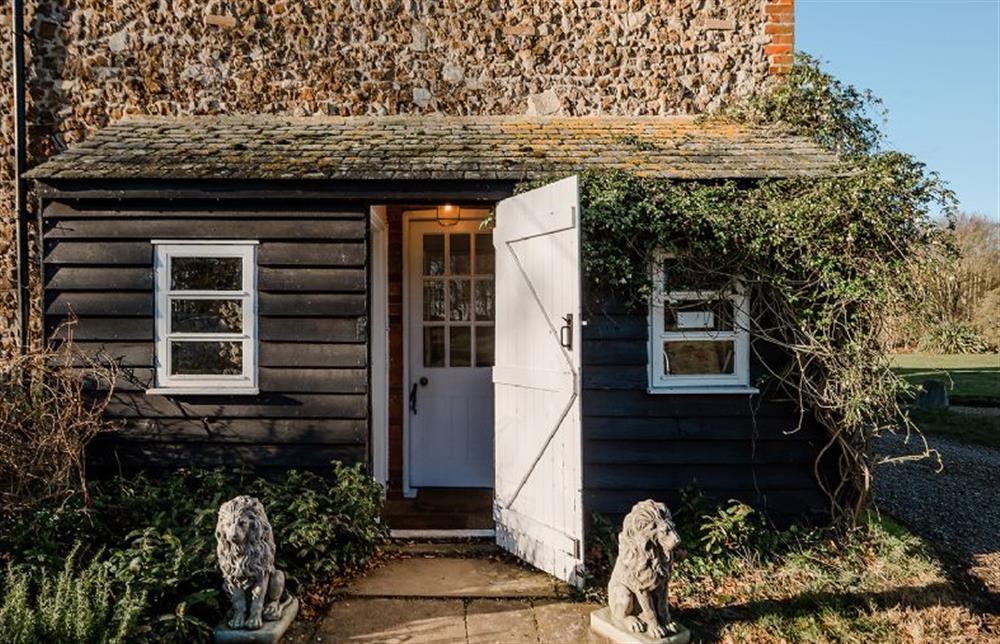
[26,115,842,181]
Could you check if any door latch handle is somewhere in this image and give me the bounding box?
[560,313,574,350]
[409,377,429,415]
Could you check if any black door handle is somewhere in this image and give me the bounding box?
[409,377,429,415]
[560,313,574,350]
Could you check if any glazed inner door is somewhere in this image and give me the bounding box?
[407,215,495,488]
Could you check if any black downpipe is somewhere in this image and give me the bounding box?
[11,0,29,352]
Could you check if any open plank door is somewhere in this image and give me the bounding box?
[493,176,584,586]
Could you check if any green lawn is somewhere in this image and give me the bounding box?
[891,353,1000,403]
[908,409,1000,450]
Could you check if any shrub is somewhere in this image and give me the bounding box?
[917,321,989,354]
[0,553,145,644]
[893,213,1000,351]
[0,462,387,644]
[256,463,387,583]
[973,288,1000,350]
[0,329,120,515]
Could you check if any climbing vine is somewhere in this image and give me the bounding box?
[522,55,955,525]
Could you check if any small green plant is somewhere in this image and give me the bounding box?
[698,500,757,559]
[917,321,990,354]
[0,552,145,644]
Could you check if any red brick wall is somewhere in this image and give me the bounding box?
[765,0,795,75]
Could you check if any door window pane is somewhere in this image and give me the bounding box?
[474,280,494,321]
[664,299,733,332]
[475,234,494,275]
[424,327,445,367]
[171,341,243,375]
[450,326,472,367]
[423,235,445,275]
[423,280,445,321]
[171,257,242,291]
[475,327,495,367]
[449,280,471,321]
[171,299,243,333]
[663,341,735,375]
[450,234,471,275]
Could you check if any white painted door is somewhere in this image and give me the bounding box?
[407,215,495,488]
[493,176,584,586]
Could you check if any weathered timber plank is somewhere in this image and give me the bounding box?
[66,342,154,366]
[80,367,368,395]
[583,365,647,390]
[586,464,817,490]
[114,418,366,444]
[583,390,794,418]
[46,292,152,317]
[259,293,366,316]
[583,416,820,441]
[582,315,646,341]
[584,489,827,518]
[44,240,152,265]
[583,439,817,466]
[46,266,152,290]
[45,218,364,240]
[46,317,153,341]
[582,340,648,366]
[259,318,364,342]
[259,267,366,292]
[259,342,366,368]
[258,243,366,266]
[88,441,366,469]
[259,368,367,393]
[44,202,364,219]
[107,392,368,419]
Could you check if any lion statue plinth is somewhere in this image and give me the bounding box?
[215,495,296,638]
[590,500,690,644]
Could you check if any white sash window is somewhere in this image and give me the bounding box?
[152,241,258,394]
[648,254,753,393]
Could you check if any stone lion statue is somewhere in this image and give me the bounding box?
[216,495,289,630]
[607,500,683,639]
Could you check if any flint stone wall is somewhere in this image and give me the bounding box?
[0,0,788,348]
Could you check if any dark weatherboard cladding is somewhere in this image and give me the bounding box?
[43,201,369,471]
[580,300,833,524]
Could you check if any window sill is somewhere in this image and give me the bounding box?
[646,386,759,395]
[146,387,259,396]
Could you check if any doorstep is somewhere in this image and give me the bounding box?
[349,554,572,598]
[285,554,602,644]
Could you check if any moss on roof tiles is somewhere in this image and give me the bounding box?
[26,115,842,181]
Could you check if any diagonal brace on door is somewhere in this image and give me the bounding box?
[500,219,579,509]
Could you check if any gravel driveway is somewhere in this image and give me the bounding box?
[874,431,1000,593]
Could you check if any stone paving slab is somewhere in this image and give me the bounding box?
[316,598,467,643]
[308,598,603,644]
[349,557,569,598]
[535,600,606,643]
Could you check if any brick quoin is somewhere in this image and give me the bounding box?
[765,0,795,75]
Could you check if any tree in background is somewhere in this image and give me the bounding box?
[894,213,999,353]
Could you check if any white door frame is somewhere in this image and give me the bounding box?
[369,206,389,491]
[401,207,492,498]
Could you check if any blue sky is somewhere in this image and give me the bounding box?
[797,1,999,219]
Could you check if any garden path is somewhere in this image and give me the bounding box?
[875,432,1000,601]
[286,544,602,643]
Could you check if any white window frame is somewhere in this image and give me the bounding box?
[647,255,755,394]
[150,241,258,395]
